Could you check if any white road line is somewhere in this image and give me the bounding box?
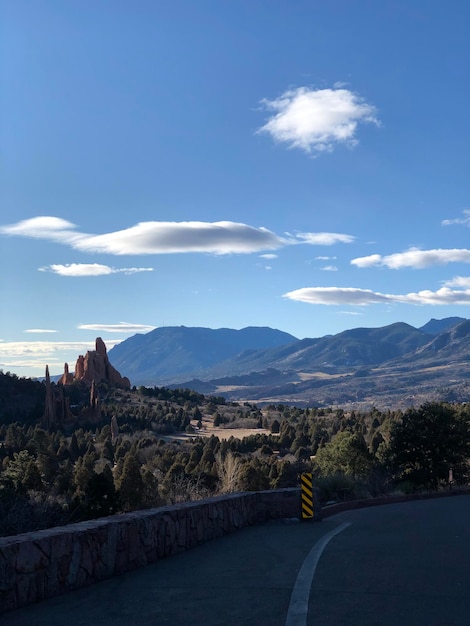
[285,521,351,626]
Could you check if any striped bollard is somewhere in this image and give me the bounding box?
[301,472,314,519]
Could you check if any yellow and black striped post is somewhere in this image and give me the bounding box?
[301,472,314,519]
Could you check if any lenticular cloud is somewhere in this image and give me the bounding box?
[282,286,470,306]
[1,216,355,256]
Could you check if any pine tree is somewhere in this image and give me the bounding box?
[117,451,144,511]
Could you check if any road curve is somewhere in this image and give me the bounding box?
[1,495,469,626]
[309,495,470,625]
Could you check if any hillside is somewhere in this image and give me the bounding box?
[109,317,470,410]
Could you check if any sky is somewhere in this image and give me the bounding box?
[1,0,469,380]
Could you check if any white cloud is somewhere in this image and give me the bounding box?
[295,232,355,245]
[0,359,62,371]
[315,256,336,261]
[39,263,154,276]
[1,216,355,256]
[0,216,88,248]
[24,329,58,333]
[0,339,123,375]
[351,248,470,269]
[75,221,288,255]
[443,276,470,288]
[0,340,123,358]
[399,288,470,305]
[284,287,390,305]
[259,253,278,259]
[283,286,470,306]
[320,265,338,271]
[442,209,470,226]
[0,341,86,356]
[257,87,379,154]
[351,253,383,268]
[78,322,156,333]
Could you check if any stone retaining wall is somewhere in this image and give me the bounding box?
[1,488,315,613]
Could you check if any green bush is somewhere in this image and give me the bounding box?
[315,472,370,503]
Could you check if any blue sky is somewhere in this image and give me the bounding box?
[1,0,469,379]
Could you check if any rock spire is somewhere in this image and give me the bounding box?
[60,338,130,390]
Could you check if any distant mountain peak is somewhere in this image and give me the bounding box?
[419,317,466,335]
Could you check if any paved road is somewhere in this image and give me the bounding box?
[2,495,470,626]
[311,496,470,625]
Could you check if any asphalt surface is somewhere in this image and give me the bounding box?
[2,494,470,626]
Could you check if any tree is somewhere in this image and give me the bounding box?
[72,458,94,499]
[117,451,144,511]
[2,450,36,491]
[313,431,372,479]
[69,433,80,461]
[238,458,270,491]
[141,467,161,507]
[215,451,242,493]
[85,466,120,518]
[24,459,44,491]
[272,460,298,488]
[270,419,280,434]
[387,402,470,490]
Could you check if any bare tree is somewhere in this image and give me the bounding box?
[215,451,242,493]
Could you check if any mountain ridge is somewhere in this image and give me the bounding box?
[109,317,469,410]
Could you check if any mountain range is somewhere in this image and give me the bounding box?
[109,317,470,410]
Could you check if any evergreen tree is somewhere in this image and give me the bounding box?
[23,459,44,491]
[387,402,470,490]
[314,431,372,479]
[118,451,144,511]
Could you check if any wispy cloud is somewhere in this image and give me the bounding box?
[257,87,379,154]
[0,216,84,243]
[442,209,470,226]
[294,232,355,245]
[39,263,154,276]
[1,216,355,256]
[351,248,470,269]
[78,322,156,333]
[0,339,125,374]
[320,265,338,271]
[283,286,470,306]
[24,329,58,333]
[0,340,123,358]
[259,253,278,259]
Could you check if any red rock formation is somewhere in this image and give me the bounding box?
[58,362,74,386]
[75,355,85,380]
[65,338,130,390]
[42,365,55,429]
[42,337,129,428]
[111,415,119,443]
[89,380,100,415]
[96,337,107,358]
[42,365,75,428]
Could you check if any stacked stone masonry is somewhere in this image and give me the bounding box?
[0,488,321,614]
